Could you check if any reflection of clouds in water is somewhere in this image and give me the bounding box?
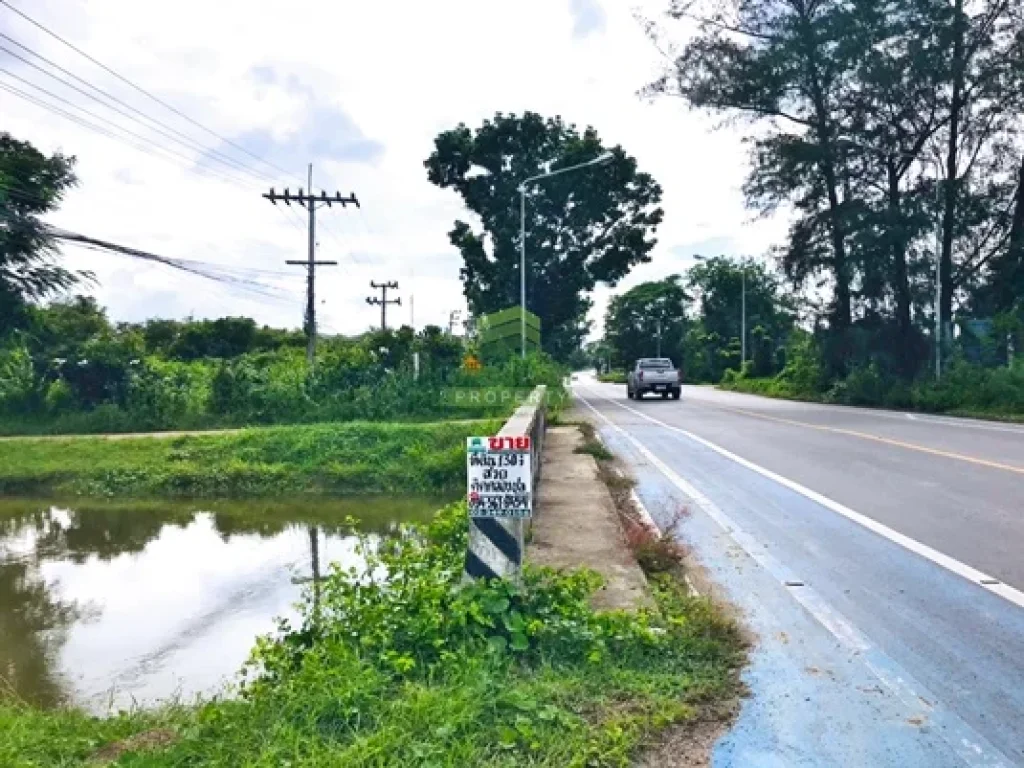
[47,514,364,712]
[0,498,433,711]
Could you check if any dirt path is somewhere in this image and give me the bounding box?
[0,428,245,442]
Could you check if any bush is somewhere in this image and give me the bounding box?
[0,328,568,435]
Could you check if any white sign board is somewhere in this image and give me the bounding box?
[466,435,532,518]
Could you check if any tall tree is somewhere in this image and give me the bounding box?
[647,0,855,373]
[0,133,82,336]
[424,112,663,360]
[932,0,1024,339]
[646,0,1024,378]
[604,275,689,367]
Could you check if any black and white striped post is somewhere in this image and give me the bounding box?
[464,386,546,582]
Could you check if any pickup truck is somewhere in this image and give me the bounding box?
[626,358,682,400]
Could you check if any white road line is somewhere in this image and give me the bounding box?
[576,390,1015,768]
[579,385,1024,611]
[678,384,1024,435]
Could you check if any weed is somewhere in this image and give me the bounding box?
[0,503,745,767]
[575,421,614,461]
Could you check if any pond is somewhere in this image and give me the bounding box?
[0,496,446,712]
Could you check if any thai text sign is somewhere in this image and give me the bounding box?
[466,435,532,518]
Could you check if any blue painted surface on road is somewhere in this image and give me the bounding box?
[577,385,1024,768]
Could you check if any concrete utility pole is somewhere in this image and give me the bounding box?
[263,163,359,366]
[367,280,401,331]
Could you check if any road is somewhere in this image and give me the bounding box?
[572,375,1024,768]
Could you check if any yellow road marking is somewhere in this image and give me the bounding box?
[716,406,1024,476]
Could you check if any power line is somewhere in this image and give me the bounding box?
[51,227,303,303]
[0,0,302,185]
[0,32,278,185]
[0,76,257,188]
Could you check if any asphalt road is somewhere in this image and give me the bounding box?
[573,375,1024,767]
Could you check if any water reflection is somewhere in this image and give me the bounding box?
[0,496,441,711]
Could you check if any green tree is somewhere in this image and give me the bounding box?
[647,0,855,373]
[425,112,663,361]
[0,133,83,336]
[686,257,794,379]
[604,275,688,368]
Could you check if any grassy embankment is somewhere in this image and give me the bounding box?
[0,503,744,767]
[0,420,502,497]
[720,361,1024,422]
[597,371,627,384]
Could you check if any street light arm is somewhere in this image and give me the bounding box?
[520,152,614,189]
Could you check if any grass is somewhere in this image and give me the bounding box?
[573,426,615,462]
[720,375,1024,422]
[0,420,501,497]
[0,504,744,767]
[598,371,627,384]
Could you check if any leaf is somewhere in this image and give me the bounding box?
[485,596,511,614]
[487,635,508,654]
[510,631,529,651]
[504,609,525,632]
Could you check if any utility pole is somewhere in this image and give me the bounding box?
[367,280,401,331]
[263,163,359,365]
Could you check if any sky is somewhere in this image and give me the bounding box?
[1,0,788,338]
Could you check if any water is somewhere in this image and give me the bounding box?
[0,496,444,712]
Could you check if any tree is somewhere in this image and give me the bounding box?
[686,257,795,378]
[646,0,855,372]
[425,112,663,361]
[932,0,1024,340]
[604,275,689,367]
[644,0,1024,380]
[0,133,83,336]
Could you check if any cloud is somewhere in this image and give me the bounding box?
[2,0,790,338]
[200,66,385,174]
[569,0,607,39]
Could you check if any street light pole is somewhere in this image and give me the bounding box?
[518,151,614,359]
[741,266,747,366]
[520,190,526,360]
[692,254,748,365]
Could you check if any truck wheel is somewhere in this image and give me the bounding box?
[661,391,669,399]
[671,389,681,400]
[626,388,633,400]
[636,390,644,400]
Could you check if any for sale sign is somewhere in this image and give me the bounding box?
[466,436,532,518]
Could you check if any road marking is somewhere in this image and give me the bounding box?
[705,405,1024,475]
[578,386,1024,611]
[576,391,1015,768]
[678,382,1024,435]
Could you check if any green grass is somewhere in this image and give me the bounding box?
[0,504,745,767]
[720,374,1024,422]
[0,420,501,497]
[597,371,627,384]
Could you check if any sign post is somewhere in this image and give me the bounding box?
[464,435,532,581]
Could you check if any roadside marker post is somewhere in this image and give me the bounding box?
[463,385,546,582]
[464,435,532,581]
